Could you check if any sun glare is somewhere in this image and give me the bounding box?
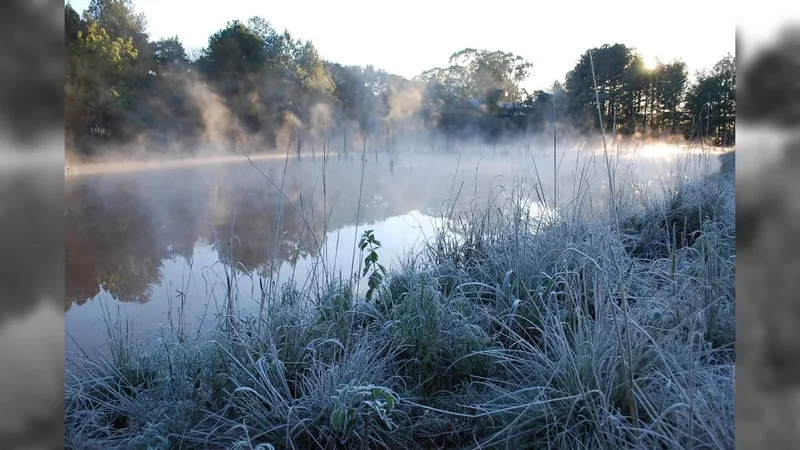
[644,55,659,70]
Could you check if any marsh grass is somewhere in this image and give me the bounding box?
[65,141,734,449]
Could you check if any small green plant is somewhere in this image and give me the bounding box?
[359,230,387,301]
[330,383,398,443]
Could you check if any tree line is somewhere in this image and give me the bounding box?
[65,0,736,158]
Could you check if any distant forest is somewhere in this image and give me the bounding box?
[65,0,736,157]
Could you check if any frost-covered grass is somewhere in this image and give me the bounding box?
[65,150,735,449]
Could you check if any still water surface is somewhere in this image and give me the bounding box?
[65,145,720,354]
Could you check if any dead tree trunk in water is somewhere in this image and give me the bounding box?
[296,128,302,159]
[612,104,617,137]
[363,133,368,163]
[553,93,558,208]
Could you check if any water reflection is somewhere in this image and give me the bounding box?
[65,209,444,354]
[65,146,719,352]
[66,157,423,310]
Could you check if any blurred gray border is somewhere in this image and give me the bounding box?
[0,0,65,448]
[737,15,800,450]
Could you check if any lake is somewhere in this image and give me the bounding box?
[65,142,721,355]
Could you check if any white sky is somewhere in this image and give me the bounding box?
[69,0,741,92]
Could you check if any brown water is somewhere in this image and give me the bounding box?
[65,144,720,354]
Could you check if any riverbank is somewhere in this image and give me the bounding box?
[64,152,735,449]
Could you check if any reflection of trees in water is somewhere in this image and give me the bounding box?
[65,156,538,311]
[66,162,342,309]
[66,181,170,310]
[161,194,206,263]
[206,186,323,276]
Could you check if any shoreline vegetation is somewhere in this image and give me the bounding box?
[65,148,735,449]
[65,2,735,164]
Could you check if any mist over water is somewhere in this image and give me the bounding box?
[65,140,721,354]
